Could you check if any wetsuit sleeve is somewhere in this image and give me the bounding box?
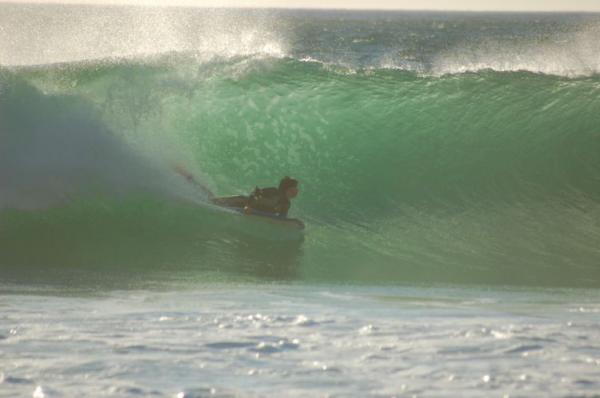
[246,187,288,216]
[279,202,290,218]
[248,187,271,210]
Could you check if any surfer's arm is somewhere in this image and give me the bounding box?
[174,165,215,198]
[279,203,290,218]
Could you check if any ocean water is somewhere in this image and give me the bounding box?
[1,4,600,397]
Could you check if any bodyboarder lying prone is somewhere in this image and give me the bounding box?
[212,176,299,218]
[175,166,299,218]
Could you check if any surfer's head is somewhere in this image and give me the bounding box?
[279,176,299,199]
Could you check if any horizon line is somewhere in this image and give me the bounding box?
[2,1,600,13]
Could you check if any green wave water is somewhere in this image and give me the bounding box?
[1,55,600,288]
[4,8,600,398]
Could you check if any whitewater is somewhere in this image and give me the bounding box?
[1,4,600,397]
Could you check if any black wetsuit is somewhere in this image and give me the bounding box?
[212,187,290,217]
[247,187,290,217]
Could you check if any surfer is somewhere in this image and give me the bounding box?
[174,166,299,218]
[212,176,299,218]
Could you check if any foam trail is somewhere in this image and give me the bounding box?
[0,74,208,210]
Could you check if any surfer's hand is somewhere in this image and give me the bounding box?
[243,206,252,215]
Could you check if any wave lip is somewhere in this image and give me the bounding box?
[431,24,600,78]
[0,5,288,67]
[3,5,600,79]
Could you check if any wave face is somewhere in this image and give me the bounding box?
[1,5,600,287]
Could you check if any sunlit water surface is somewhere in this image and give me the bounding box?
[2,283,600,397]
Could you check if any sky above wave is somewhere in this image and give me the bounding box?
[4,0,600,12]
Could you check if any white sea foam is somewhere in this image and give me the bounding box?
[2,286,600,397]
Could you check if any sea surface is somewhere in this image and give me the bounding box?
[1,4,600,397]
